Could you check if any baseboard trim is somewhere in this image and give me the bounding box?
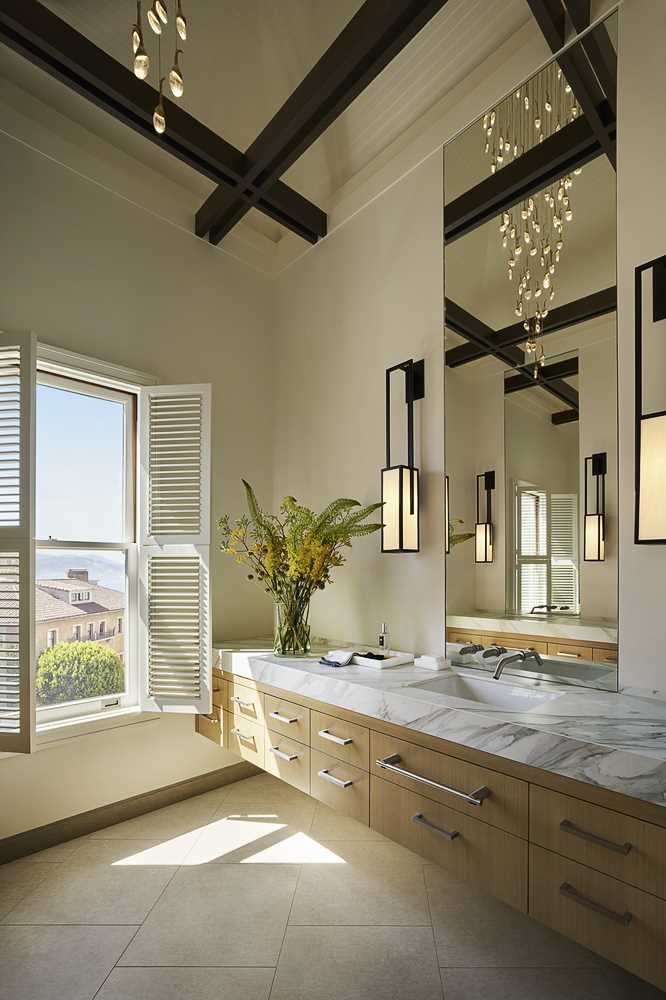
[0,761,260,865]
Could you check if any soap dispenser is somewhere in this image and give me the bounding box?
[378,622,390,653]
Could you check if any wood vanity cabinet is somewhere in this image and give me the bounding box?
[447,625,616,664]
[195,668,666,993]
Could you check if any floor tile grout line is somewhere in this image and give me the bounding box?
[422,865,446,1000]
[268,861,304,1000]
[89,857,183,1000]
[0,864,62,924]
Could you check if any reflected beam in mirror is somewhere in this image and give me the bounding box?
[526,0,616,168]
[504,356,579,394]
[446,286,616,367]
[561,0,617,114]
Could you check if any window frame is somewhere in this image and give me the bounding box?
[35,368,139,727]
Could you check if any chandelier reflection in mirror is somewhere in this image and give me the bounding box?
[483,62,582,376]
[130,1,189,134]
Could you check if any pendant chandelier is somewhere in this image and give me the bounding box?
[131,1,189,134]
[482,62,582,376]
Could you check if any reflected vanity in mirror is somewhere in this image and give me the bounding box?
[443,14,618,691]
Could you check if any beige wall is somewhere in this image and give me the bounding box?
[617,0,666,690]
[273,152,445,656]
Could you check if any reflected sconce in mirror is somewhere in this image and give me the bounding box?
[635,254,666,543]
[445,475,450,555]
[475,471,495,563]
[584,452,607,562]
[381,359,425,553]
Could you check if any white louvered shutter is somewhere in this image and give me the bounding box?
[139,385,211,714]
[0,332,35,753]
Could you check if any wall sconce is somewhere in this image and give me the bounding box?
[635,254,666,543]
[475,471,495,563]
[584,452,607,562]
[445,475,450,555]
[381,359,425,553]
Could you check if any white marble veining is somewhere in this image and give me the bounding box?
[218,644,666,810]
[447,613,618,644]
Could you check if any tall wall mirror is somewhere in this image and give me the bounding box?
[443,13,618,691]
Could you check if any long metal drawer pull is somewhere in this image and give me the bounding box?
[231,696,255,708]
[269,710,298,725]
[231,727,255,745]
[318,728,353,746]
[269,745,298,762]
[318,768,353,789]
[559,882,632,926]
[554,651,582,659]
[411,812,459,841]
[560,819,632,856]
[375,754,491,807]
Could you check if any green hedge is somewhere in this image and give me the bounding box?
[36,641,124,705]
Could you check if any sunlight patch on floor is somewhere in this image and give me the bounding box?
[240,832,346,864]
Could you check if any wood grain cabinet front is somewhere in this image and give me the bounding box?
[265,729,311,795]
[224,710,265,769]
[228,679,265,726]
[370,731,528,838]
[195,705,224,745]
[546,641,594,662]
[371,776,528,912]
[311,711,370,770]
[529,844,666,993]
[310,749,369,824]
[264,694,310,744]
[530,785,666,898]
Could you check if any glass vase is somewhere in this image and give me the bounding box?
[274,594,311,657]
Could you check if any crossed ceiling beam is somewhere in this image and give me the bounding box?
[195,0,450,245]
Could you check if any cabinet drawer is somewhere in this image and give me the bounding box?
[224,710,265,769]
[592,646,618,665]
[546,641,593,662]
[446,629,482,645]
[195,705,223,745]
[265,729,310,795]
[370,731,528,837]
[495,637,548,655]
[371,776,527,911]
[311,710,369,770]
[530,785,666,898]
[310,749,369,825]
[212,677,227,710]
[228,679,264,725]
[264,693,310,744]
[529,845,666,992]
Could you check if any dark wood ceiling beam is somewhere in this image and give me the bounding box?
[0,0,327,244]
[446,285,616,367]
[526,0,616,169]
[561,0,617,116]
[551,407,579,424]
[197,0,450,244]
[504,355,579,393]
[444,116,612,244]
[445,299,578,412]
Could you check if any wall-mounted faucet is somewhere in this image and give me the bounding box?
[492,648,543,680]
[481,645,507,659]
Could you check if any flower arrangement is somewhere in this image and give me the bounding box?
[218,481,383,656]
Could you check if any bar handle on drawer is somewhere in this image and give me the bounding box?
[553,651,582,659]
[559,882,632,926]
[318,768,353,789]
[318,728,353,746]
[411,812,459,841]
[231,696,255,708]
[560,819,632,855]
[375,753,491,806]
[269,745,298,762]
[231,727,255,745]
[269,710,298,725]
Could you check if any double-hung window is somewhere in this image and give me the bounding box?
[0,331,212,753]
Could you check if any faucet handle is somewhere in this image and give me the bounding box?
[459,643,484,655]
[481,645,507,659]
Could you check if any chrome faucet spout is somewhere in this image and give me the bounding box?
[492,648,543,680]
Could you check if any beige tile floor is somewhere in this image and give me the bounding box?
[0,771,663,1000]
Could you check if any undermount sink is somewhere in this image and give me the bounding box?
[411,671,566,711]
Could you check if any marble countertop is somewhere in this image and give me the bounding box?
[447,613,618,644]
[217,642,666,810]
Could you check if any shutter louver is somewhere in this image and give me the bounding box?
[139,384,211,714]
[0,333,35,754]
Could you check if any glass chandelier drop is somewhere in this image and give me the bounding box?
[483,62,582,376]
[130,0,189,134]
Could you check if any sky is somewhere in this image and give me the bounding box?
[36,381,127,591]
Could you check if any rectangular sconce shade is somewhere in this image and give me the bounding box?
[382,466,419,552]
[584,513,605,562]
[638,413,666,541]
[475,522,493,563]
